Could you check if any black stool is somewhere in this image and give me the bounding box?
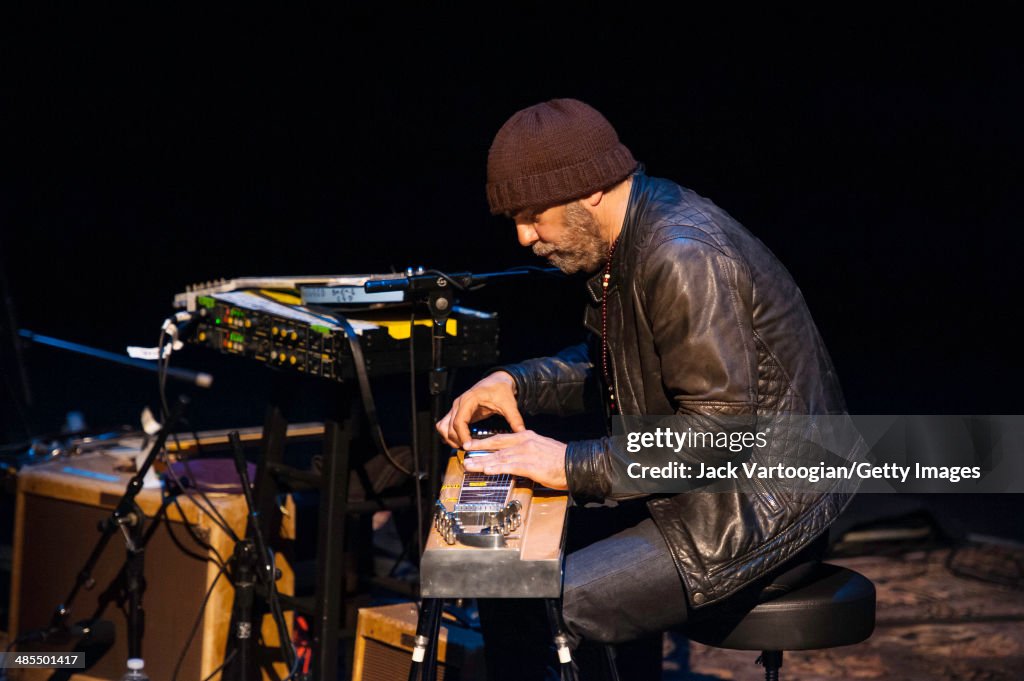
[684,563,876,680]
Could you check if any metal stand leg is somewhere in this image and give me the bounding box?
[545,599,579,681]
[408,599,443,681]
[223,540,258,681]
[251,376,367,681]
[313,416,351,681]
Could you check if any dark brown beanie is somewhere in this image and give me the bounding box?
[486,98,638,215]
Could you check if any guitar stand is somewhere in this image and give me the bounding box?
[407,598,578,681]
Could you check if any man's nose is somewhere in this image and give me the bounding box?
[516,222,538,247]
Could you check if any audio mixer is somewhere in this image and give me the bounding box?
[182,289,499,381]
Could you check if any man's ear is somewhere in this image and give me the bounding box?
[581,190,604,208]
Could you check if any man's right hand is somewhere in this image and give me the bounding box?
[436,371,526,449]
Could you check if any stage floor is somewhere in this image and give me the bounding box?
[676,545,1024,680]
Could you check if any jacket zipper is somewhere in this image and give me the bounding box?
[751,475,781,513]
[609,352,622,416]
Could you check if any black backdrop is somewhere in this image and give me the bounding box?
[2,8,1021,451]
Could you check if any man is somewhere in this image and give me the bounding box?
[436,99,855,679]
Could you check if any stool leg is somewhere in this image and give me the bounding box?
[756,650,783,681]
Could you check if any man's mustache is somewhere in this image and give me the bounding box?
[533,243,560,258]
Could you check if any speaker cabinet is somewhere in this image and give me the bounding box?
[8,453,292,681]
[352,602,484,681]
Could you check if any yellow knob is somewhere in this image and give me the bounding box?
[290,331,298,341]
[271,326,279,336]
[244,319,251,328]
[198,331,207,342]
[289,355,297,365]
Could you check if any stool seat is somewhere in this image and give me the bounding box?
[686,563,875,651]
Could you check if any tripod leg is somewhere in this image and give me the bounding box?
[545,599,578,681]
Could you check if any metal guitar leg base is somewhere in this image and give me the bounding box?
[407,598,443,681]
[408,598,578,681]
[545,598,580,681]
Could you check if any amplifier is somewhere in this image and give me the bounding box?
[8,453,293,681]
[184,290,499,380]
[352,602,484,681]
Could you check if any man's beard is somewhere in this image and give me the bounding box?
[532,202,607,274]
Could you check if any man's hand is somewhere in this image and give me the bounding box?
[436,371,526,449]
[462,431,568,490]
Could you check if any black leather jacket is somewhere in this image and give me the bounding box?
[501,171,856,609]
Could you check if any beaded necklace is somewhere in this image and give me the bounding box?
[601,237,620,412]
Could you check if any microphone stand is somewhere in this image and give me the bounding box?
[34,395,189,659]
[223,431,296,681]
[17,329,214,388]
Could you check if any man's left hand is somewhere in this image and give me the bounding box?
[461,431,569,490]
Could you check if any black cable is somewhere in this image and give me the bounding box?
[330,312,413,477]
[161,495,218,565]
[293,299,413,479]
[263,545,298,677]
[417,266,564,290]
[420,269,468,291]
[168,423,241,543]
[228,431,298,677]
[167,456,294,674]
[154,319,279,680]
[167,494,229,570]
[160,440,238,542]
[157,324,171,424]
[165,466,236,540]
[255,537,297,674]
[172,563,227,681]
[152,321,241,543]
[281,653,302,681]
[200,649,237,681]
[119,493,216,680]
[155,314,298,677]
[156,339,228,537]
